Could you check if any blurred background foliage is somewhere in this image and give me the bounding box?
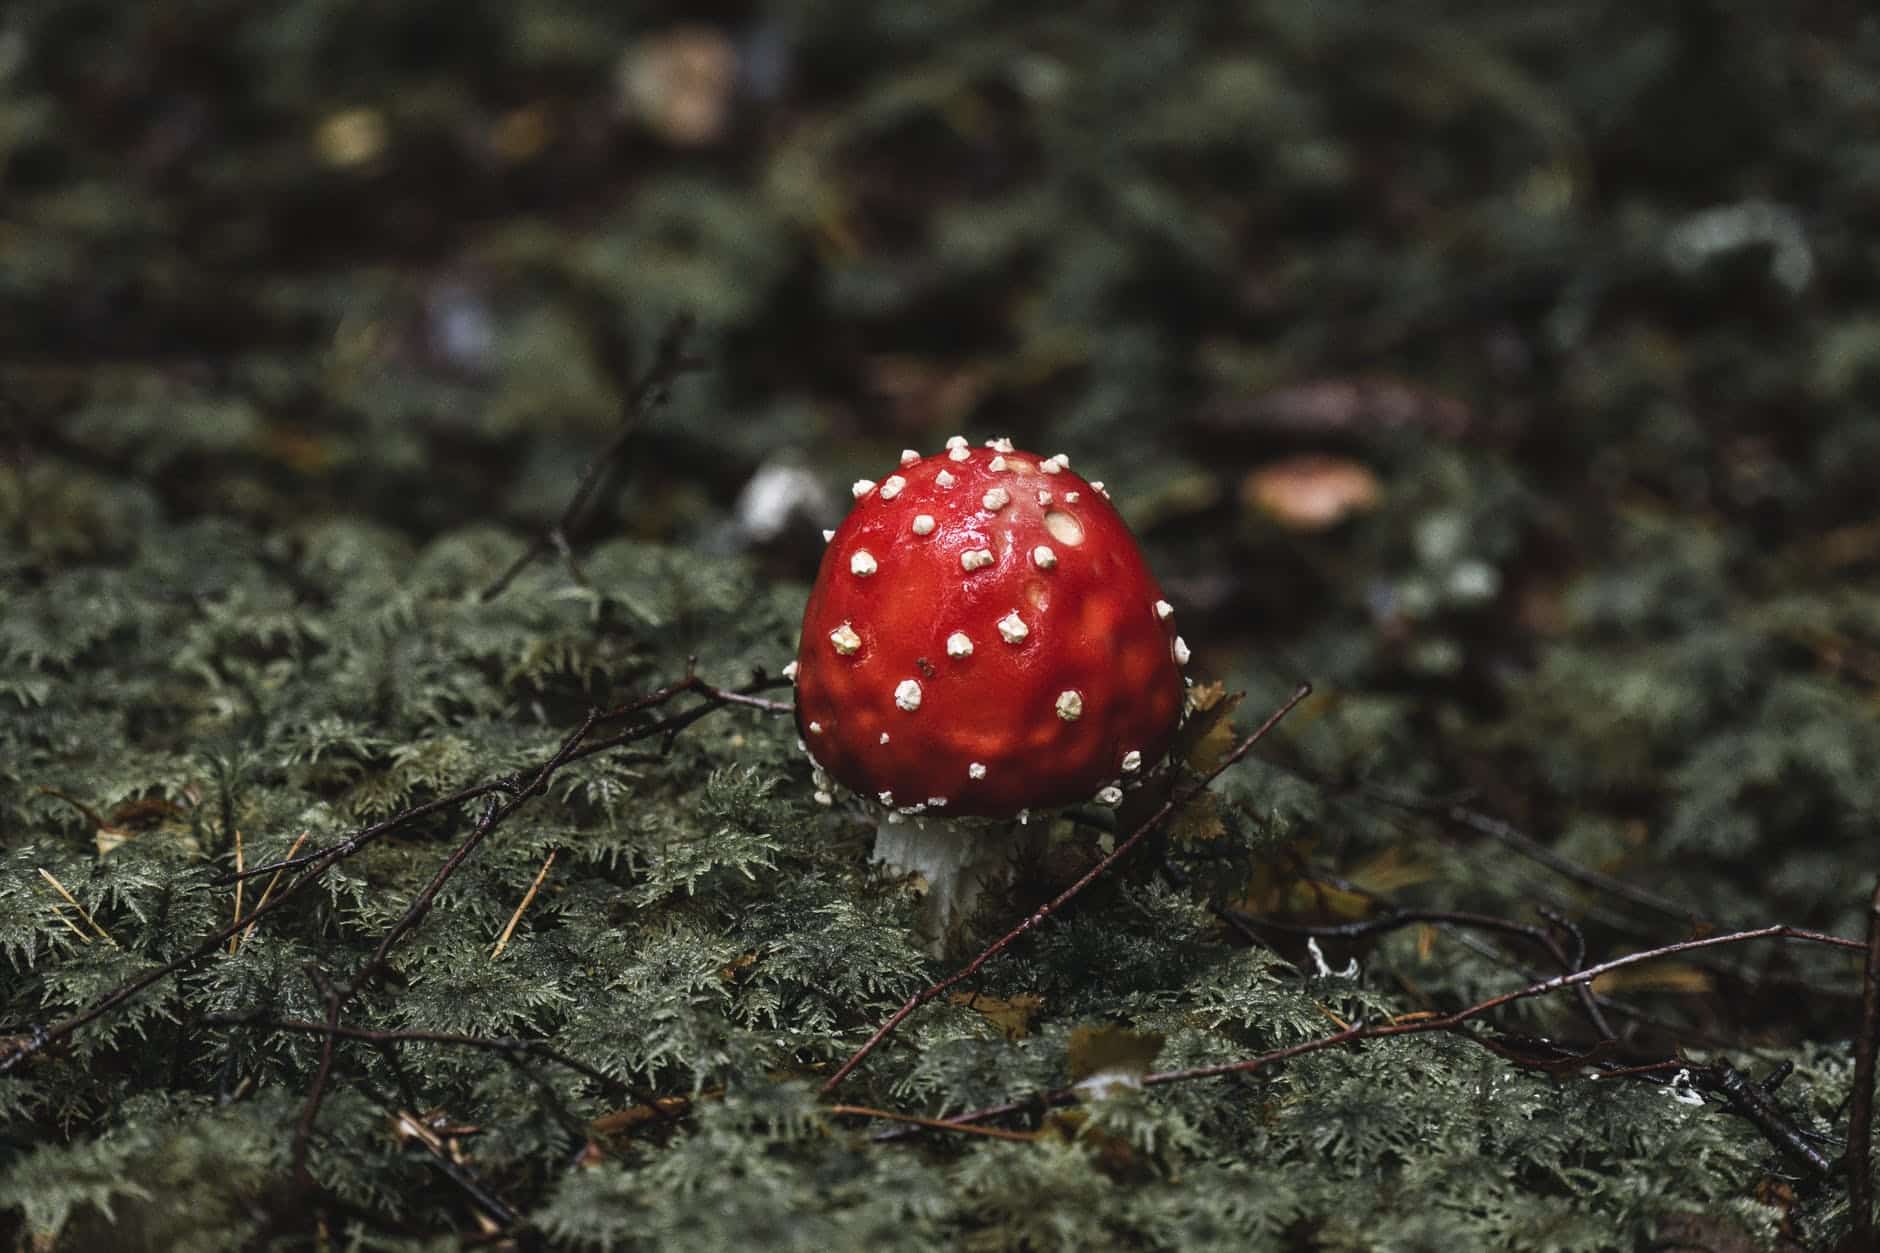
[4,0,1880,1248]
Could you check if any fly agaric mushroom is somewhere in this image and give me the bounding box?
[790,437,1189,952]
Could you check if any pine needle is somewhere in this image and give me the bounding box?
[228,829,245,954]
[491,849,556,960]
[239,830,309,950]
[38,868,116,946]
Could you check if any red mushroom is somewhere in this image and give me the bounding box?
[789,436,1189,951]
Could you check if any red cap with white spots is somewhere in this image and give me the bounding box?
[791,438,1188,819]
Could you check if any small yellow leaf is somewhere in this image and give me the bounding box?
[1591,962,1714,996]
[1344,846,1438,895]
[949,992,1045,1040]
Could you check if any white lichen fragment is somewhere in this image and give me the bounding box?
[997,610,1029,644]
[1055,689,1084,721]
[852,479,877,498]
[982,486,1011,511]
[911,513,936,535]
[946,631,974,658]
[900,448,921,466]
[894,679,923,711]
[1032,544,1057,569]
[850,549,878,576]
[1173,636,1191,665]
[829,622,862,655]
[1154,599,1175,620]
[782,661,799,681]
[1121,749,1142,773]
[968,762,988,780]
[1040,454,1068,474]
[962,548,994,572]
[1096,785,1123,806]
[989,456,1008,472]
[879,475,906,500]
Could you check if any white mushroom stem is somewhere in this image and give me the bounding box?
[871,816,1043,958]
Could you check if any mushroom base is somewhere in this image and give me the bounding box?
[871,815,1044,958]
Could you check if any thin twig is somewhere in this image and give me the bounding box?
[387,1106,521,1229]
[887,921,1865,1142]
[481,315,702,602]
[820,682,1312,1096]
[827,1104,1038,1142]
[1697,1061,1834,1178]
[492,849,557,959]
[293,965,345,1187]
[289,710,606,1166]
[219,675,789,886]
[1847,879,1880,1244]
[1230,905,1614,1040]
[2,671,789,1075]
[360,711,597,982]
[210,1015,638,1101]
[1367,790,1702,926]
[1146,925,1860,1086]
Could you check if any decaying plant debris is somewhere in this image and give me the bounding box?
[5,2,1880,1249]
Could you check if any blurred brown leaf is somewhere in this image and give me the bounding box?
[1241,455,1382,531]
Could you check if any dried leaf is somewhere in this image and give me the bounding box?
[949,991,1045,1040]
[1066,1024,1164,1086]
[1174,682,1242,775]
[1241,455,1382,531]
[1167,791,1226,846]
[590,1096,693,1136]
[1591,961,1714,996]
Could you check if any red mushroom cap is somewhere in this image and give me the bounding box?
[792,438,1188,819]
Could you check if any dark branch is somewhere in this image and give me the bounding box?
[819,682,1312,1095]
[1,670,790,1075]
[481,314,703,602]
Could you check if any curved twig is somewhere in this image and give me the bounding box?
[819,683,1313,1096]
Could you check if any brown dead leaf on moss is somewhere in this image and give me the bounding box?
[1591,962,1714,997]
[1173,681,1243,775]
[1066,1025,1164,1086]
[949,992,1046,1040]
